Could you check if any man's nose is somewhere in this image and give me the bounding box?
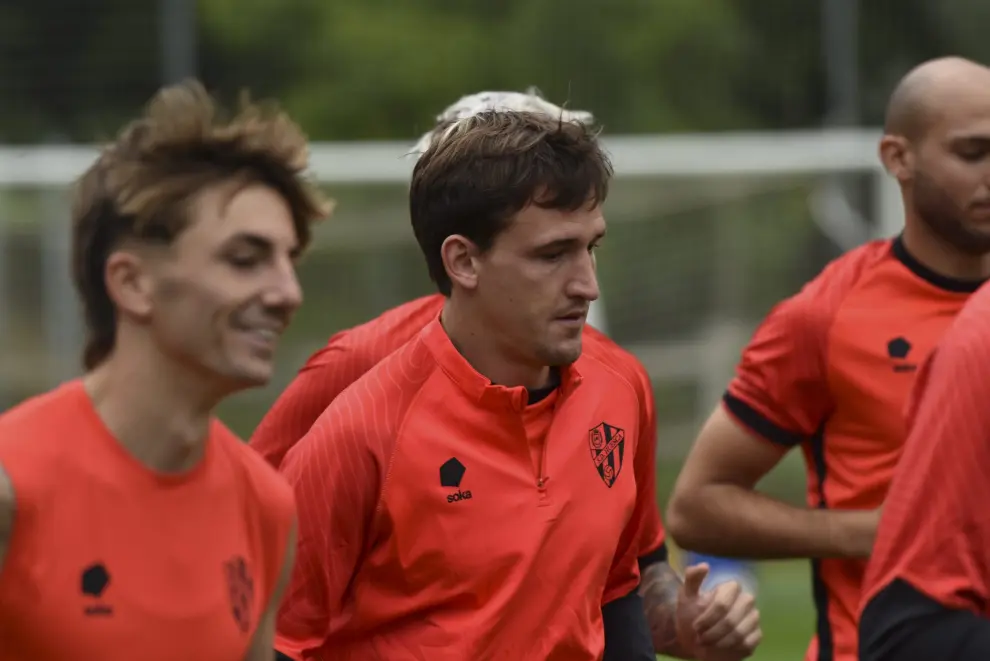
[568,251,600,302]
[261,261,304,311]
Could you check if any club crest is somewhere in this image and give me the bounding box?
[223,555,255,634]
[589,422,625,488]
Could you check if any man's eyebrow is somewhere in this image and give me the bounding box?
[230,233,272,249]
[534,230,607,252]
[535,237,580,251]
[223,232,300,258]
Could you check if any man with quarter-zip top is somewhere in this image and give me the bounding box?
[273,110,762,661]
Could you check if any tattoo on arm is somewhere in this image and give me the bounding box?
[639,562,692,659]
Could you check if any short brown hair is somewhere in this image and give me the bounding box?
[72,79,332,370]
[409,110,613,296]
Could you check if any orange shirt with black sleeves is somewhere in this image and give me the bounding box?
[723,236,982,661]
[0,380,295,661]
[859,280,990,660]
[274,317,664,660]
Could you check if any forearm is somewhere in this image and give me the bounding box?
[639,562,694,659]
[669,484,873,559]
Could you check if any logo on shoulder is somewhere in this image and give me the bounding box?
[589,422,625,488]
[440,457,472,504]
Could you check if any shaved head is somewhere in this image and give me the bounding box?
[884,57,990,139]
[879,56,990,256]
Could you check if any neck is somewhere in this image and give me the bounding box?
[441,298,551,390]
[902,216,990,281]
[83,342,222,474]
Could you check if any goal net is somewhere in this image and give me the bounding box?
[0,129,901,464]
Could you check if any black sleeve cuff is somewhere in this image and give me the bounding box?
[638,542,668,573]
[275,651,294,661]
[860,579,990,661]
[722,391,805,447]
[602,588,655,661]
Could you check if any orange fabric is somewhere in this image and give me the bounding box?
[0,380,295,661]
[862,280,990,620]
[250,295,445,468]
[724,237,978,661]
[274,317,663,660]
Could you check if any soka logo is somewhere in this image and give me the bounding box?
[447,490,472,503]
[439,457,472,503]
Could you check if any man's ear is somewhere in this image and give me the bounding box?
[879,134,914,183]
[440,235,481,292]
[104,248,155,321]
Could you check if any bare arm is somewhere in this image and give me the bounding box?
[245,520,297,661]
[666,406,878,559]
[0,463,14,574]
[639,561,694,659]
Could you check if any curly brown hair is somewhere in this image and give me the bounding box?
[72,79,332,370]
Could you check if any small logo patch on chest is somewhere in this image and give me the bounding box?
[222,556,255,634]
[589,422,625,488]
[80,562,113,617]
[886,336,917,372]
[440,457,472,504]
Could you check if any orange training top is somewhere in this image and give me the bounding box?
[0,380,295,661]
[723,235,984,661]
[250,294,624,470]
[274,317,665,660]
[250,294,445,468]
[861,279,990,629]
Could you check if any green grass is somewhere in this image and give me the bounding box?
[741,560,815,661]
[655,450,815,660]
[656,559,814,661]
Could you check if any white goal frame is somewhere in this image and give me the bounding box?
[0,128,902,415]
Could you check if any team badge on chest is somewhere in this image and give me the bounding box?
[223,555,255,634]
[589,422,625,488]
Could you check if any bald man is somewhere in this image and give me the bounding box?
[855,57,990,661]
[665,56,990,661]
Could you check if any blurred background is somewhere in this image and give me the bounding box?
[3,1,990,658]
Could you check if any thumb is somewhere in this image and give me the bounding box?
[681,563,709,597]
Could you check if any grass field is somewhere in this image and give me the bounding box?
[656,452,815,661]
[656,559,814,661]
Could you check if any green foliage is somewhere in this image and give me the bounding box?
[4,1,990,141]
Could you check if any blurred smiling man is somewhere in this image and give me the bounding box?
[0,80,331,661]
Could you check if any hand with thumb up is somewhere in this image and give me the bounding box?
[674,563,762,661]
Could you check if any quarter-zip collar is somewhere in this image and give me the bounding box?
[421,317,584,412]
